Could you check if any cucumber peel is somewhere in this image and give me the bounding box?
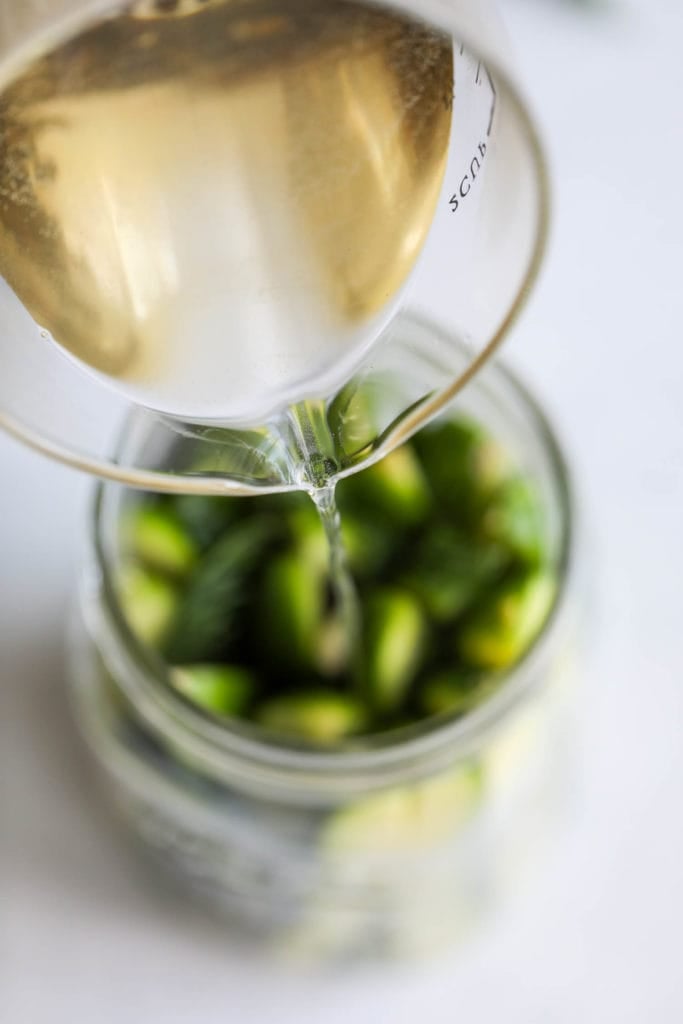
[260,552,326,670]
[338,444,431,525]
[481,478,546,564]
[363,588,427,714]
[118,566,179,648]
[170,664,255,717]
[255,692,367,745]
[125,504,198,577]
[458,570,556,669]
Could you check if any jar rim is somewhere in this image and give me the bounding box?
[89,341,575,803]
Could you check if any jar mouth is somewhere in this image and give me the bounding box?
[90,333,575,802]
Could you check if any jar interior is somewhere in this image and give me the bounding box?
[85,324,573,803]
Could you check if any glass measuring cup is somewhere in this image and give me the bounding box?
[0,0,548,494]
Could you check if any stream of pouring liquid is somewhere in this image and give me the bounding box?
[0,0,453,422]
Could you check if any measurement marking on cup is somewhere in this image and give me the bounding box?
[447,55,496,213]
[486,68,497,137]
[449,140,488,212]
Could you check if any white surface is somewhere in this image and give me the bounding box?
[2,0,683,1020]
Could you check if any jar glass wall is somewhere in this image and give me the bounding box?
[68,329,577,960]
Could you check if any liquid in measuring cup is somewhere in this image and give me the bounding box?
[0,0,453,421]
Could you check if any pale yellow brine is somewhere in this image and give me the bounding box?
[0,0,452,418]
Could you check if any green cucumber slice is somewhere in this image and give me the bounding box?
[363,588,427,714]
[169,664,256,717]
[124,504,198,577]
[457,570,556,670]
[255,692,366,745]
[118,566,179,649]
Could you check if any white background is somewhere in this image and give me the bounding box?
[2,0,683,1020]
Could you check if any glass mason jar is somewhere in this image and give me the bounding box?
[68,342,577,961]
